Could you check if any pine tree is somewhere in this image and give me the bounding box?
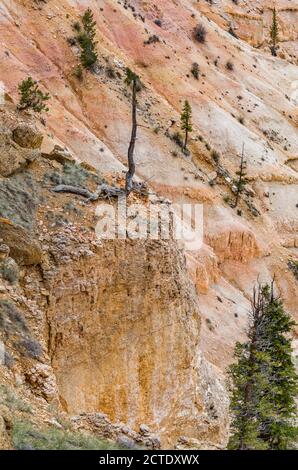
[228,283,298,450]
[180,100,192,153]
[17,77,50,113]
[124,68,143,194]
[77,8,98,69]
[270,7,279,57]
[257,286,298,449]
[233,143,248,208]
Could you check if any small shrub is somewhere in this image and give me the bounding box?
[66,37,77,46]
[47,162,100,188]
[19,337,42,359]
[0,300,28,334]
[0,386,32,413]
[73,21,81,33]
[228,26,238,39]
[205,318,215,332]
[144,35,160,45]
[205,142,211,151]
[288,259,298,281]
[223,194,231,204]
[171,131,184,149]
[17,77,50,113]
[0,258,19,284]
[154,19,162,27]
[238,116,244,125]
[105,65,116,79]
[191,62,200,79]
[0,171,39,231]
[226,60,234,71]
[211,150,220,163]
[193,23,207,43]
[73,65,83,80]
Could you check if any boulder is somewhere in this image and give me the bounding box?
[0,132,40,177]
[12,124,43,149]
[43,144,75,164]
[0,218,43,265]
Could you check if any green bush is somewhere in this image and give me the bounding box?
[17,77,50,113]
[191,62,200,79]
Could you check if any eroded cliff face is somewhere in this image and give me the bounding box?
[0,110,228,449]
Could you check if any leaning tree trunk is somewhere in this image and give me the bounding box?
[126,79,137,194]
[184,127,188,152]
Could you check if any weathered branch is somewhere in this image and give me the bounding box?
[52,181,149,202]
[52,183,124,201]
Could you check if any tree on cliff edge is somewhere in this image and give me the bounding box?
[228,283,298,450]
[270,7,279,57]
[124,68,143,194]
[180,100,192,154]
[77,8,98,69]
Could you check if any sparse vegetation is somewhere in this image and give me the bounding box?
[0,385,32,414]
[171,131,184,149]
[17,77,50,113]
[0,258,19,284]
[191,62,200,79]
[226,60,234,71]
[0,299,42,359]
[193,23,207,43]
[144,35,160,45]
[12,421,121,450]
[46,162,101,188]
[0,171,39,230]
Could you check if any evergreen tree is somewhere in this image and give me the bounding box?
[233,143,248,208]
[77,8,98,69]
[270,8,279,57]
[228,283,298,450]
[124,68,142,194]
[180,100,192,153]
[17,77,50,113]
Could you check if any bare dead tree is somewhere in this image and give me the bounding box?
[233,143,248,208]
[124,68,142,194]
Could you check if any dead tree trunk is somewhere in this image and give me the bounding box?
[126,79,137,194]
[234,143,246,208]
